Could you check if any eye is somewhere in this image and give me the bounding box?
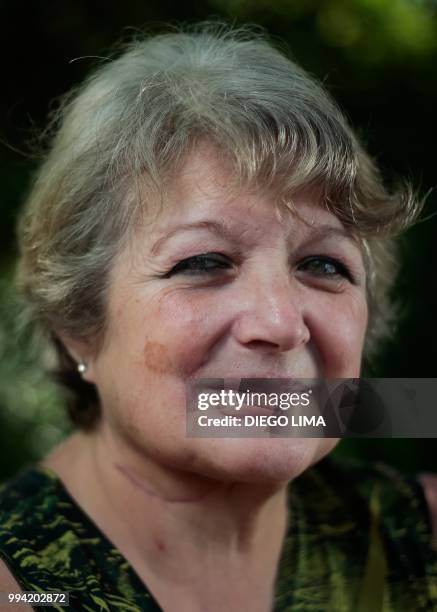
[165,253,232,277]
[297,256,354,283]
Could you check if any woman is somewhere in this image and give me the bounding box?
[0,22,436,611]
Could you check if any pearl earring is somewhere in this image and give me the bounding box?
[77,362,88,374]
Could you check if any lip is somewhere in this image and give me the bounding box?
[189,375,314,416]
[219,404,278,417]
[200,376,312,395]
[193,378,312,416]
[199,387,280,417]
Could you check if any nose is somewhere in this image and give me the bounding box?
[232,271,310,353]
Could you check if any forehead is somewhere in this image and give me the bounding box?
[144,143,346,237]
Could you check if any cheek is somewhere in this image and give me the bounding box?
[139,289,224,379]
[142,340,180,376]
[309,292,368,377]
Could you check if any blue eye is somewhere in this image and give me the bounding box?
[166,253,231,276]
[298,256,354,282]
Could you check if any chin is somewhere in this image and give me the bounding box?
[191,437,335,486]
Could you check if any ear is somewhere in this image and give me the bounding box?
[57,333,98,385]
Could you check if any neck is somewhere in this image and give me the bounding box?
[41,425,291,609]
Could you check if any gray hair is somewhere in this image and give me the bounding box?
[15,22,423,429]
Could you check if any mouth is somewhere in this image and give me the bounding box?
[218,404,278,418]
[210,376,312,395]
[192,376,312,417]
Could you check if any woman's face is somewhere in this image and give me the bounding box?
[81,144,368,484]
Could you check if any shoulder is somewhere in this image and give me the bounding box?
[301,456,437,579]
[0,465,102,606]
[303,455,436,542]
[292,456,437,607]
[0,558,33,611]
[0,466,155,611]
[0,465,57,541]
[0,465,83,591]
[418,472,437,549]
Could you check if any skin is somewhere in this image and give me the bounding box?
[41,143,369,611]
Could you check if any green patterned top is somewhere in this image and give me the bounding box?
[0,456,436,611]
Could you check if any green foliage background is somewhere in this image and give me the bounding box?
[1,0,437,480]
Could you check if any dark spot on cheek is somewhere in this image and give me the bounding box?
[143,340,179,376]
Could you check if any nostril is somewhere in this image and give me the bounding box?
[245,339,283,352]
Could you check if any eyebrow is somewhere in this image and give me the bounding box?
[150,219,362,255]
[297,224,362,249]
[150,220,236,255]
